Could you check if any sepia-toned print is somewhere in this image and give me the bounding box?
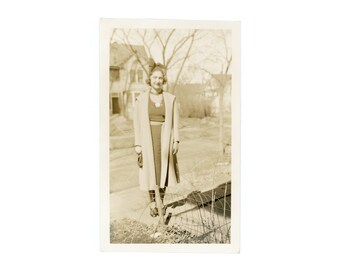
[100,19,240,252]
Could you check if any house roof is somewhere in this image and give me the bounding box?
[211,74,232,87]
[129,83,149,92]
[110,42,148,67]
[173,83,205,94]
[110,81,149,93]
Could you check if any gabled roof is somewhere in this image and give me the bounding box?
[110,42,148,67]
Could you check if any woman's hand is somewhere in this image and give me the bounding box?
[135,146,142,154]
[172,142,179,155]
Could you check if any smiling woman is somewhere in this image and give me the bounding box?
[133,58,180,218]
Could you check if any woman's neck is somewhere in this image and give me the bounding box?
[150,88,163,95]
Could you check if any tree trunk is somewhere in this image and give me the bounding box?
[219,87,224,156]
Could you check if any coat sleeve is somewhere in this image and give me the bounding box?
[133,97,141,146]
[173,98,180,143]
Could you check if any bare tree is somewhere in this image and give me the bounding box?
[189,30,232,156]
[111,28,202,94]
[217,31,232,157]
[169,30,197,94]
[219,56,232,157]
[115,29,150,75]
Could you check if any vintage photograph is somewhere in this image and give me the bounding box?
[100,19,240,252]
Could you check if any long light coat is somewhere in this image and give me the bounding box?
[133,90,180,191]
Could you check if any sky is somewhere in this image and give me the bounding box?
[111,28,232,84]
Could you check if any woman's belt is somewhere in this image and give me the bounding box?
[150,120,164,125]
[149,115,165,123]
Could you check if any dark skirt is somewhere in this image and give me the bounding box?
[150,124,162,187]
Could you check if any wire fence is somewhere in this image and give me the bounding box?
[110,182,231,244]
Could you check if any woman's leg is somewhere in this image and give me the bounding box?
[160,187,166,203]
[148,190,158,217]
[159,187,167,215]
[148,190,155,202]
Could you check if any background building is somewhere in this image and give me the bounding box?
[110,42,149,119]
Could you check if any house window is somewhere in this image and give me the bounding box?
[130,70,136,83]
[111,97,120,114]
[110,67,120,82]
[137,69,143,83]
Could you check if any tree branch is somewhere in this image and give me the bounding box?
[121,30,149,75]
[166,32,194,68]
[170,30,197,94]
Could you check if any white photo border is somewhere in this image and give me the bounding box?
[99,18,240,253]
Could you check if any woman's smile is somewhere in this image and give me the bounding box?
[150,70,164,91]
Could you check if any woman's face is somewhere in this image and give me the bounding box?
[150,70,164,91]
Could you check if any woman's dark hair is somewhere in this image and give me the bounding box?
[145,59,167,86]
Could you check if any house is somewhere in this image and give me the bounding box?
[109,42,149,119]
[173,83,210,118]
[206,74,232,114]
[173,73,232,117]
